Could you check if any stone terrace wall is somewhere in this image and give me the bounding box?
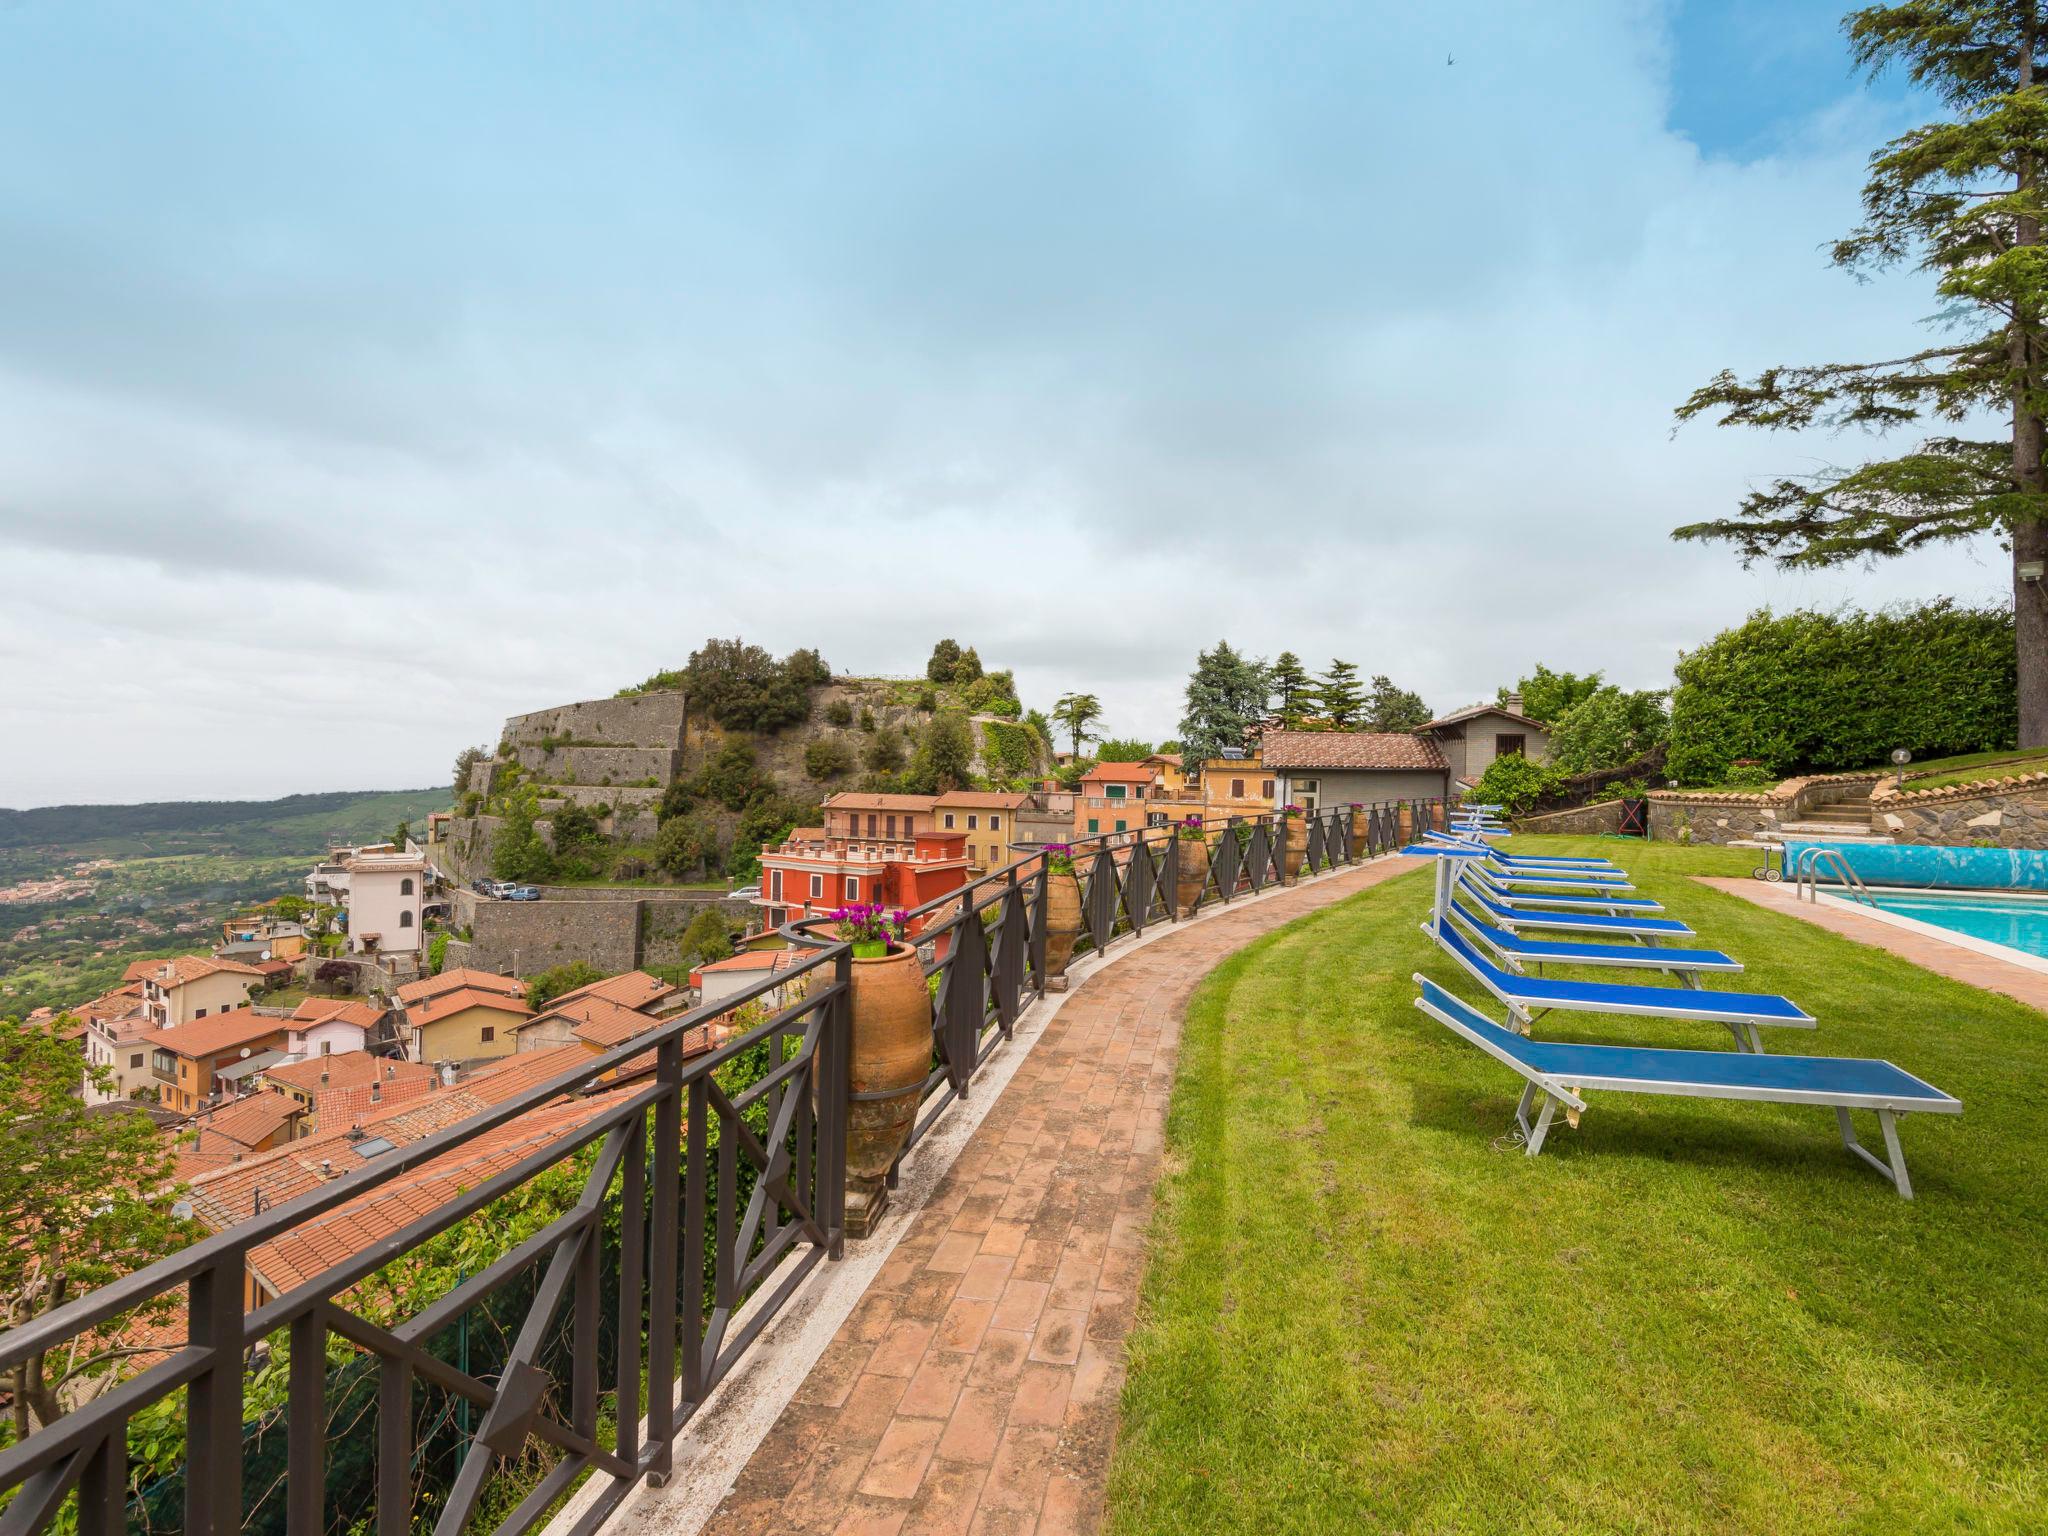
[1646,795,1782,845]
[1513,799,1627,836]
[503,692,688,749]
[1871,773,2048,848]
[514,743,680,786]
[461,891,757,975]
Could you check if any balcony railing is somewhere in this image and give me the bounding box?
[0,799,1443,1536]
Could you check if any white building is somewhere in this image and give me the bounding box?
[342,852,426,957]
[285,998,382,1057]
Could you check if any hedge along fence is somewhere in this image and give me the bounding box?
[1667,601,2016,785]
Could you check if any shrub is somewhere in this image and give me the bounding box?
[527,962,604,1011]
[805,738,854,780]
[981,719,1042,780]
[1469,753,1567,814]
[677,907,736,968]
[1547,688,1669,776]
[691,739,770,811]
[656,780,696,823]
[654,811,721,878]
[1667,602,2016,784]
[862,730,905,773]
[825,699,854,727]
[859,706,877,732]
[490,789,558,883]
[1721,763,1780,789]
[915,687,940,713]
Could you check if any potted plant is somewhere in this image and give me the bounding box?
[1347,801,1372,854]
[1042,844,1084,978]
[834,903,927,1236]
[1173,816,1210,916]
[1280,804,1308,878]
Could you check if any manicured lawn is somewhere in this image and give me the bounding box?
[1107,838,2048,1535]
[1901,745,2048,791]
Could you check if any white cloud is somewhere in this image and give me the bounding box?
[0,1,2006,804]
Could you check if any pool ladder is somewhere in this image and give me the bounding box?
[1791,846,1875,906]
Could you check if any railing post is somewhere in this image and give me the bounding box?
[646,1037,680,1483]
[823,947,851,1254]
[945,907,987,1093]
[185,1253,245,1536]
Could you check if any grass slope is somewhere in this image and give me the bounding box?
[1108,838,2047,1535]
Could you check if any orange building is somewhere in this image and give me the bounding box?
[756,826,970,935]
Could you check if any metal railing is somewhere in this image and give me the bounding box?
[1793,844,1875,905]
[0,799,1442,1536]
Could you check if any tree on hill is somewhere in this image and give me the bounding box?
[1178,642,1270,767]
[491,788,557,883]
[1498,665,1603,724]
[2,1021,191,1430]
[1051,693,1104,756]
[1366,676,1432,732]
[926,639,963,682]
[1317,660,1367,728]
[654,810,721,879]
[805,738,854,780]
[904,712,977,793]
[691,739,770,811]
[681,638,818,732]
[452,744,490,802]
[1674,3,2048,744]
[950,646,984,684]
[1547,688,1670,775]
[861,729,906,774]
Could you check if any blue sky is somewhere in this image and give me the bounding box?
[0,2,2005,804]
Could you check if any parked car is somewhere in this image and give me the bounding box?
[475,879,507,898]
[504,885,541,901]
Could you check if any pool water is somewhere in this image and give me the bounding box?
[1863,892,2048,959]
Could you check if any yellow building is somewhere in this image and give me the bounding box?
[933,791,1030,871]
[131,954,264,1029]
[1194,752,1277,820]
[405,986,533,1065]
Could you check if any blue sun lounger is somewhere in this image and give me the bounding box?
[1456,870,1698,942]
[1450,898,1742,983]
[1411,977,1959,1197]
[1466,864,1664,913]
[1427,910,1813,1053]
[1478,860,1634,891]
[1424,834,1629,879]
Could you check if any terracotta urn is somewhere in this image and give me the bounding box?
[843,944,931,1237]
[1397,801,1415,843]
[1174,835,1209,917]
[1044,867,1084,977]
[1349,806,1372,854]
[1282,816,1307,878]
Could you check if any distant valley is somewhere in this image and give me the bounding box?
[0,787,447,1017]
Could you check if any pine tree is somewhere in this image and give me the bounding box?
[1268,651,1315,724]
[1676,3,2048,744]
[1317,659,1367,728]
[1366,675,1432,731]
[1178,642,1270,765]
[1051,693,1104,756]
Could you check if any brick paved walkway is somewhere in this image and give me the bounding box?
[1696,876,2048,1012]
[693,856,1423,1536]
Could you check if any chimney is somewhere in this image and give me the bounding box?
[1506,691,1525,714]
[371,1082,382,1103]
[319,1070,329,1087]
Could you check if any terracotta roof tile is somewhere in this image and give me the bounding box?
[141,1011,290,1059]
[289,998,384,1029]
[549,970,676,1012]
[408,988,533,1029]
[137,954,267,987]
[1077,762,1160,783]
[823,792,939,812]
[1258,730,1448,773]
[265,1052,435,1097]
[395,968,526,1005]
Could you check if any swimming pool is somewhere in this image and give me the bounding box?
[1861,890,2048,959]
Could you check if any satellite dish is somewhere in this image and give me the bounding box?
[260,949,272,961]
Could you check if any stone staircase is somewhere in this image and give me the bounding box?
[1765,787,1892,844]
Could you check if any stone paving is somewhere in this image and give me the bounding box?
[1696,876,2048,1012]
[692,855,1423,1535]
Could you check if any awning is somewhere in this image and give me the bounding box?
[215,1050,289,1082]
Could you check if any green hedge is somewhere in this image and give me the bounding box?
[1667,602,2015,784]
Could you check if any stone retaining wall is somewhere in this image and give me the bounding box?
[1870,773,2048,847]
[1646,796,1782,845]
[460,891,757,975]
[503,692,688,749]
[1512,799,1628,836]
[515,743,681,786]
